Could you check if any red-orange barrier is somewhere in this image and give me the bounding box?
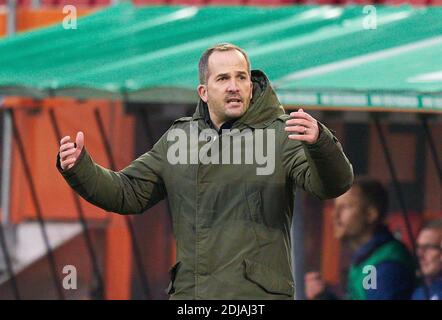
[0,13,6,36]
[3,97,135,223]
[320,201,342,287]
[105,214,132,300]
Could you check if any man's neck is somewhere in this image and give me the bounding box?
[211,119,223,131]
[424,271,442,285]
[208,110,224,131]
[348,231,375,251]
[206,107,236,132]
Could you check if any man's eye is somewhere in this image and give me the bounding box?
[218,77,227,81]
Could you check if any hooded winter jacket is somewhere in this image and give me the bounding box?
[57,70,354,300]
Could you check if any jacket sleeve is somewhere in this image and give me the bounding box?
[282,122,354,200]
[56,132,167,215]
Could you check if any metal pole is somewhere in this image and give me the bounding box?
[0,108,20,300]
[0,0,21,300]
[372,114,430,300]
[2,0,16,224]
[0,214,19,299]
[6,0,16,40]
[0,104,12,226]
[93,107,152,300]
[11,109,65,300]
[48,108,104,299]
[31,0,41,9]
[420,115,442,186]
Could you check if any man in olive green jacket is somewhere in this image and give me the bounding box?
[57,43,353,300]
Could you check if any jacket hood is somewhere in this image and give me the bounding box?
[193,69,286,128]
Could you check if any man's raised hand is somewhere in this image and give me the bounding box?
[59,131,84,170]
[285,108,319,144]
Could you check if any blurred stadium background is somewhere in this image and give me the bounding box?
[0,0,440,299]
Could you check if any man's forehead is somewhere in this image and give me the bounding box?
[208,50,248,73]
[336,187,360,202]
[419,229,442,242]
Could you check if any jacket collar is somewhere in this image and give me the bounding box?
[352,225,395,265]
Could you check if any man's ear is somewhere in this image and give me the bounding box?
[367,206,380,225]
[198,84,208,103]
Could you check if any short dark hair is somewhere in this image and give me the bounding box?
[198,43,251,85]
[353,177,389,222]
[422,218,442,234]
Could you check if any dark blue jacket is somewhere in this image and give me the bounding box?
[412,275,442,300]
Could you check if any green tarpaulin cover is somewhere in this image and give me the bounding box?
[0,4,441,111]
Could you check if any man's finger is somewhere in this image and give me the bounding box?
[285,118,311,127]
[60,136,71,145]
[67,162,76,170]
[288,134,309,141]
[59,142,75,153]
[305,272,322,280]
[288,134,317,144]
[62,157,76,166]
[76,131,84,151]
[60,148,76,161]
[289,111,314,122]
[61,157,76,170]
[285,125,307,134]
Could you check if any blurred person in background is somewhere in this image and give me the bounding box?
[305,177,416,300]
[412,219,442,300]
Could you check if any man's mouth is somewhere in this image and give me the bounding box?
[226,97,242,104]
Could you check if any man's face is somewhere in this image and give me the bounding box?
[332,187,371,241]
[416,229,442,278]
[198,50,253,126]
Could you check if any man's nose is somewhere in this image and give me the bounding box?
[227,79,239,92]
